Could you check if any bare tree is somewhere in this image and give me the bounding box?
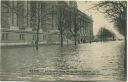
[30,1,56,50]
[93,1,127,36]
[56,2,68,47]
[69,8,79,45]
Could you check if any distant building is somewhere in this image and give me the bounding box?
[1,1,93,46]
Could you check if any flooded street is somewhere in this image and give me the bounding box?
[0,41,126,81]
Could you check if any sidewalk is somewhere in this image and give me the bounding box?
[0,40,74,47]
[0,42,48,47]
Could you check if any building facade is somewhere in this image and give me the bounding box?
[77,10,93,43]
[1,1,93,46]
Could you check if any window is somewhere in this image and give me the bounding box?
[43,35,44,40]
[33,34,36,40]
[20,34,25,40]
[2,33,8,40]
[43,35,46,40]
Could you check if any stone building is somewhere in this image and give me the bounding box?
[1,1,93,46]
[77,10,93,43]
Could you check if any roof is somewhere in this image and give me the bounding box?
[77,9,93,22]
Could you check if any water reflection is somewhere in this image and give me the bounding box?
[0,41,126,81]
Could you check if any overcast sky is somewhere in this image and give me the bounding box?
[77,1,123,38]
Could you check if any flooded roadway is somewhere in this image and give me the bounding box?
[0,41,126,81]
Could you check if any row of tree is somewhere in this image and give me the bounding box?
[93,1,127,37]
[97,27,115,41]
[57,2,79,47]
[1,1,81,48]
[30,1,80,47]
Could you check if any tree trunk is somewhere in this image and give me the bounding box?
[124,20,127,78]
[60,33,63,47]
[36,29,39,50]
[67,38,68,46]
[36,3,40,51]
[74,34,77,45]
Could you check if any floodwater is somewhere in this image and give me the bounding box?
[0,41,126,81]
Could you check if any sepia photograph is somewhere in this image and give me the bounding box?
[0,0,127,82]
